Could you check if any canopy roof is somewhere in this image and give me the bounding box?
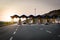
[20,15,28,18]
[28,15,35,18]
[11,14,19,18]
[11,14,59,18]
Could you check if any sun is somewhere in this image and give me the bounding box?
[3,13,14,22]
[4,15,11,22]
[2,7,20,22]
[3,12,19,22]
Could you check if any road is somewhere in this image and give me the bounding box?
[0,24,60,40]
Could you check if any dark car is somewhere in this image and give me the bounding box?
[45,23,49,25]
[23,22,26,24]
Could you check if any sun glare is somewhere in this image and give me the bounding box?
[2,7,28,22]
[14,18,19,22]
[3,12,18,22]
[2,13,11,22]
[1,7,19,22]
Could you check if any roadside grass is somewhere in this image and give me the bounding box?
[0,21,16,27]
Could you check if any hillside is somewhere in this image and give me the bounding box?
[43,9,60,16]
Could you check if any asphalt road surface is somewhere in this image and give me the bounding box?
[0,24,60,40]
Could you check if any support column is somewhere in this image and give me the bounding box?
[18,18,21,25]
[11,18,14,23]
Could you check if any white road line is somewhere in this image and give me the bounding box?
[13,31,16,35]
[58,35,60,37]
[16,29,18,31]
[10,37,13,40]
[46,30,52,33]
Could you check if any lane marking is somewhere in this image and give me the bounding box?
[58,35,60,37]
[10,25,19,40]
[46,30,52,33]
[13,31,16,35]
[16,29,18,31]
[10,37,13,40]
[13,26,19,35]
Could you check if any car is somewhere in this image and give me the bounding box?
[23,22,26,24]
[45,23,49,25]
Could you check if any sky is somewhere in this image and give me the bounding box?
[0,0,60,21]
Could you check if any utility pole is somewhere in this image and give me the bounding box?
[34,8,36,24]
[34,8,36,16]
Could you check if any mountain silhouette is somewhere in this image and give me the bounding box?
[43,9,60,16]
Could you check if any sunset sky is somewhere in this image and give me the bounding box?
[0,0,60,21]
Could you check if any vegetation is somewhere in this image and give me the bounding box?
[44,9,60,16]
[0,21,16,27]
